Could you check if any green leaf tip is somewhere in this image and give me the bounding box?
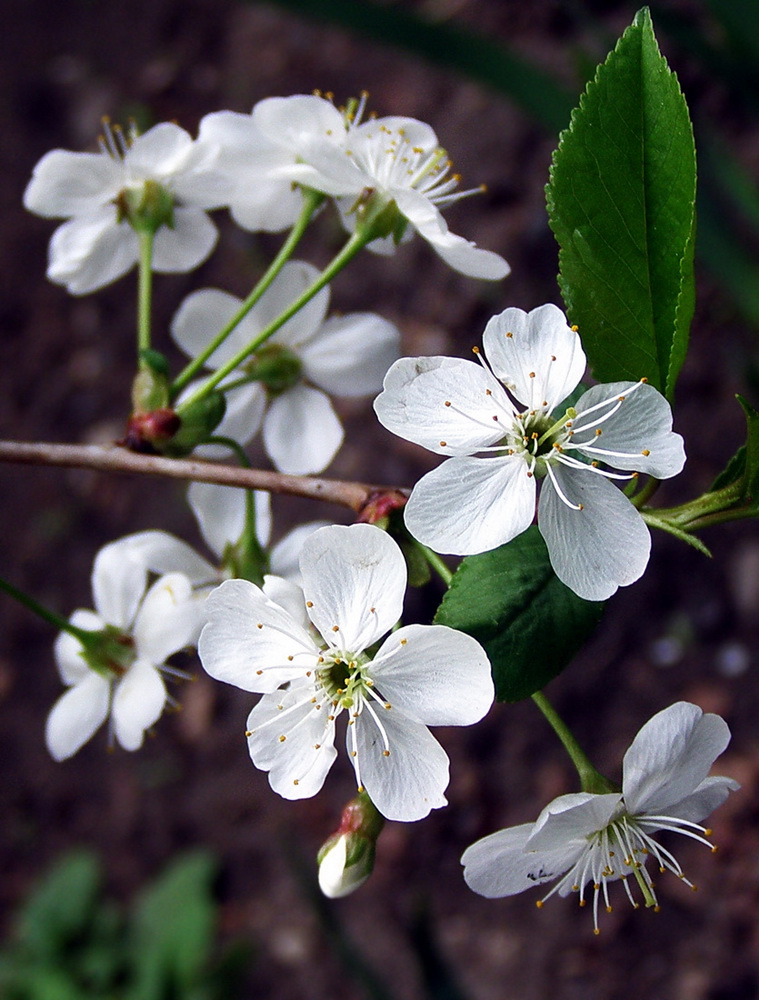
[547,5,696,402]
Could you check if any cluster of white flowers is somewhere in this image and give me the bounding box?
[28,94,739,924]
[25,93,509,296]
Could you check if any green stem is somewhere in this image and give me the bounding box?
[137,230,155,355]
[630,475,660,508]
[0,574,97,646]
[419,545,453,586]
[640,511,712,556]
[170,189,324,399]
[531,691,616,794]
[177,227,371,414]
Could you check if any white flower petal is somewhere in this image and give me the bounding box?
[538,465,650,601]
[572,382,686,478]
[526,792,622,851]
[260,261,328,349]
[152,206,217,273]
[92,539,149,628]
[374,356,508,456]
[300,313,400,396]
[246,683,338,800]
[55,610,104,684]
[47,210,138,294]
[662,775,741,825]
[199,578,316,692]
[171,288,256,369]
[353,708,449,822]
[187,482,269,559]
[111,660,167,751]
[300,524,405,651]
[24,149,121,217]
[482,305,586,410]
[404,455,536,555]
[253,94,348,154]
[462,823,581,898]
[371,624,493,726]
[199,110,307,231]
[622,702,733,816]
[121,529,218,585]
[262,575,310,630]
[270,521,332,586]
[126,122,195,179]
[133,573,200,662]
[263,386,343,474]
[45,672,111,761]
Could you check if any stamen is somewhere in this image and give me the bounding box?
[545,463,583,510]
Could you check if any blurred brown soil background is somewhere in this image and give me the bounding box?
[1,1,759,998]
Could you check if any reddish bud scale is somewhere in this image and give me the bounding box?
[122,408,181,453]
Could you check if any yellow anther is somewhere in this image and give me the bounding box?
[641,449,651,456]
[279,735,286,742]
[400,638,408,645]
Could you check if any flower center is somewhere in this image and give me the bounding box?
[317,650,373,708]
[243,344,303,396]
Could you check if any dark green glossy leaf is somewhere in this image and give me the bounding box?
[547,7,696,400]
[434,527,604,702]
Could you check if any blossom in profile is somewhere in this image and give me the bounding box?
[46,537,204,760]
[374,304,686,600]
[24,120,226,294]
[198,94,350,232]
[291,110,510,279]
[172,260,400,474]
[199,523,494,821]
[461,702,739,933]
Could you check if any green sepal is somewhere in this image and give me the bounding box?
[434,527,604,702]
[165,391,227,456]
[245,344,303,396]
[117,179,175,235]
[131,353,171,412]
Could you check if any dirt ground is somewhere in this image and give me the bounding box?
[2,1,759,998]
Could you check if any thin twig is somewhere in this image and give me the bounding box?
[0,440,404,512]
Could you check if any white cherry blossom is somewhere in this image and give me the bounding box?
[291,110,510,279]
[24,121,226,294]
[462,702,739,933]
[374,303,686,601]
[198,523,494,821]
[45,538,204,760]
[198,94,349,232]
[172,259,400,474]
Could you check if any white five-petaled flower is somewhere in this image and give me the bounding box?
[291,109,510,280]
[198,94,350,232]
[198,523,494,821]
[46,536,205,761]
[172,259,400,474]
[24,120,226,294]
[374,304,686,601]
[461,701,739,934]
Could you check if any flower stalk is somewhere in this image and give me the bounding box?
[176,227,372,414]
[170,188,325,398]
[531,690,616,794]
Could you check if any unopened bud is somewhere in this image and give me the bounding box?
[317,793,384,899]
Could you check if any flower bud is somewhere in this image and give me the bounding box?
[162,391,226,456]
[317,793,384,899]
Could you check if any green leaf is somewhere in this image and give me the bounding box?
[17,852,101,960]
[434,527,604,702]
[547,7,696,400]
[127,851,217,1000]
